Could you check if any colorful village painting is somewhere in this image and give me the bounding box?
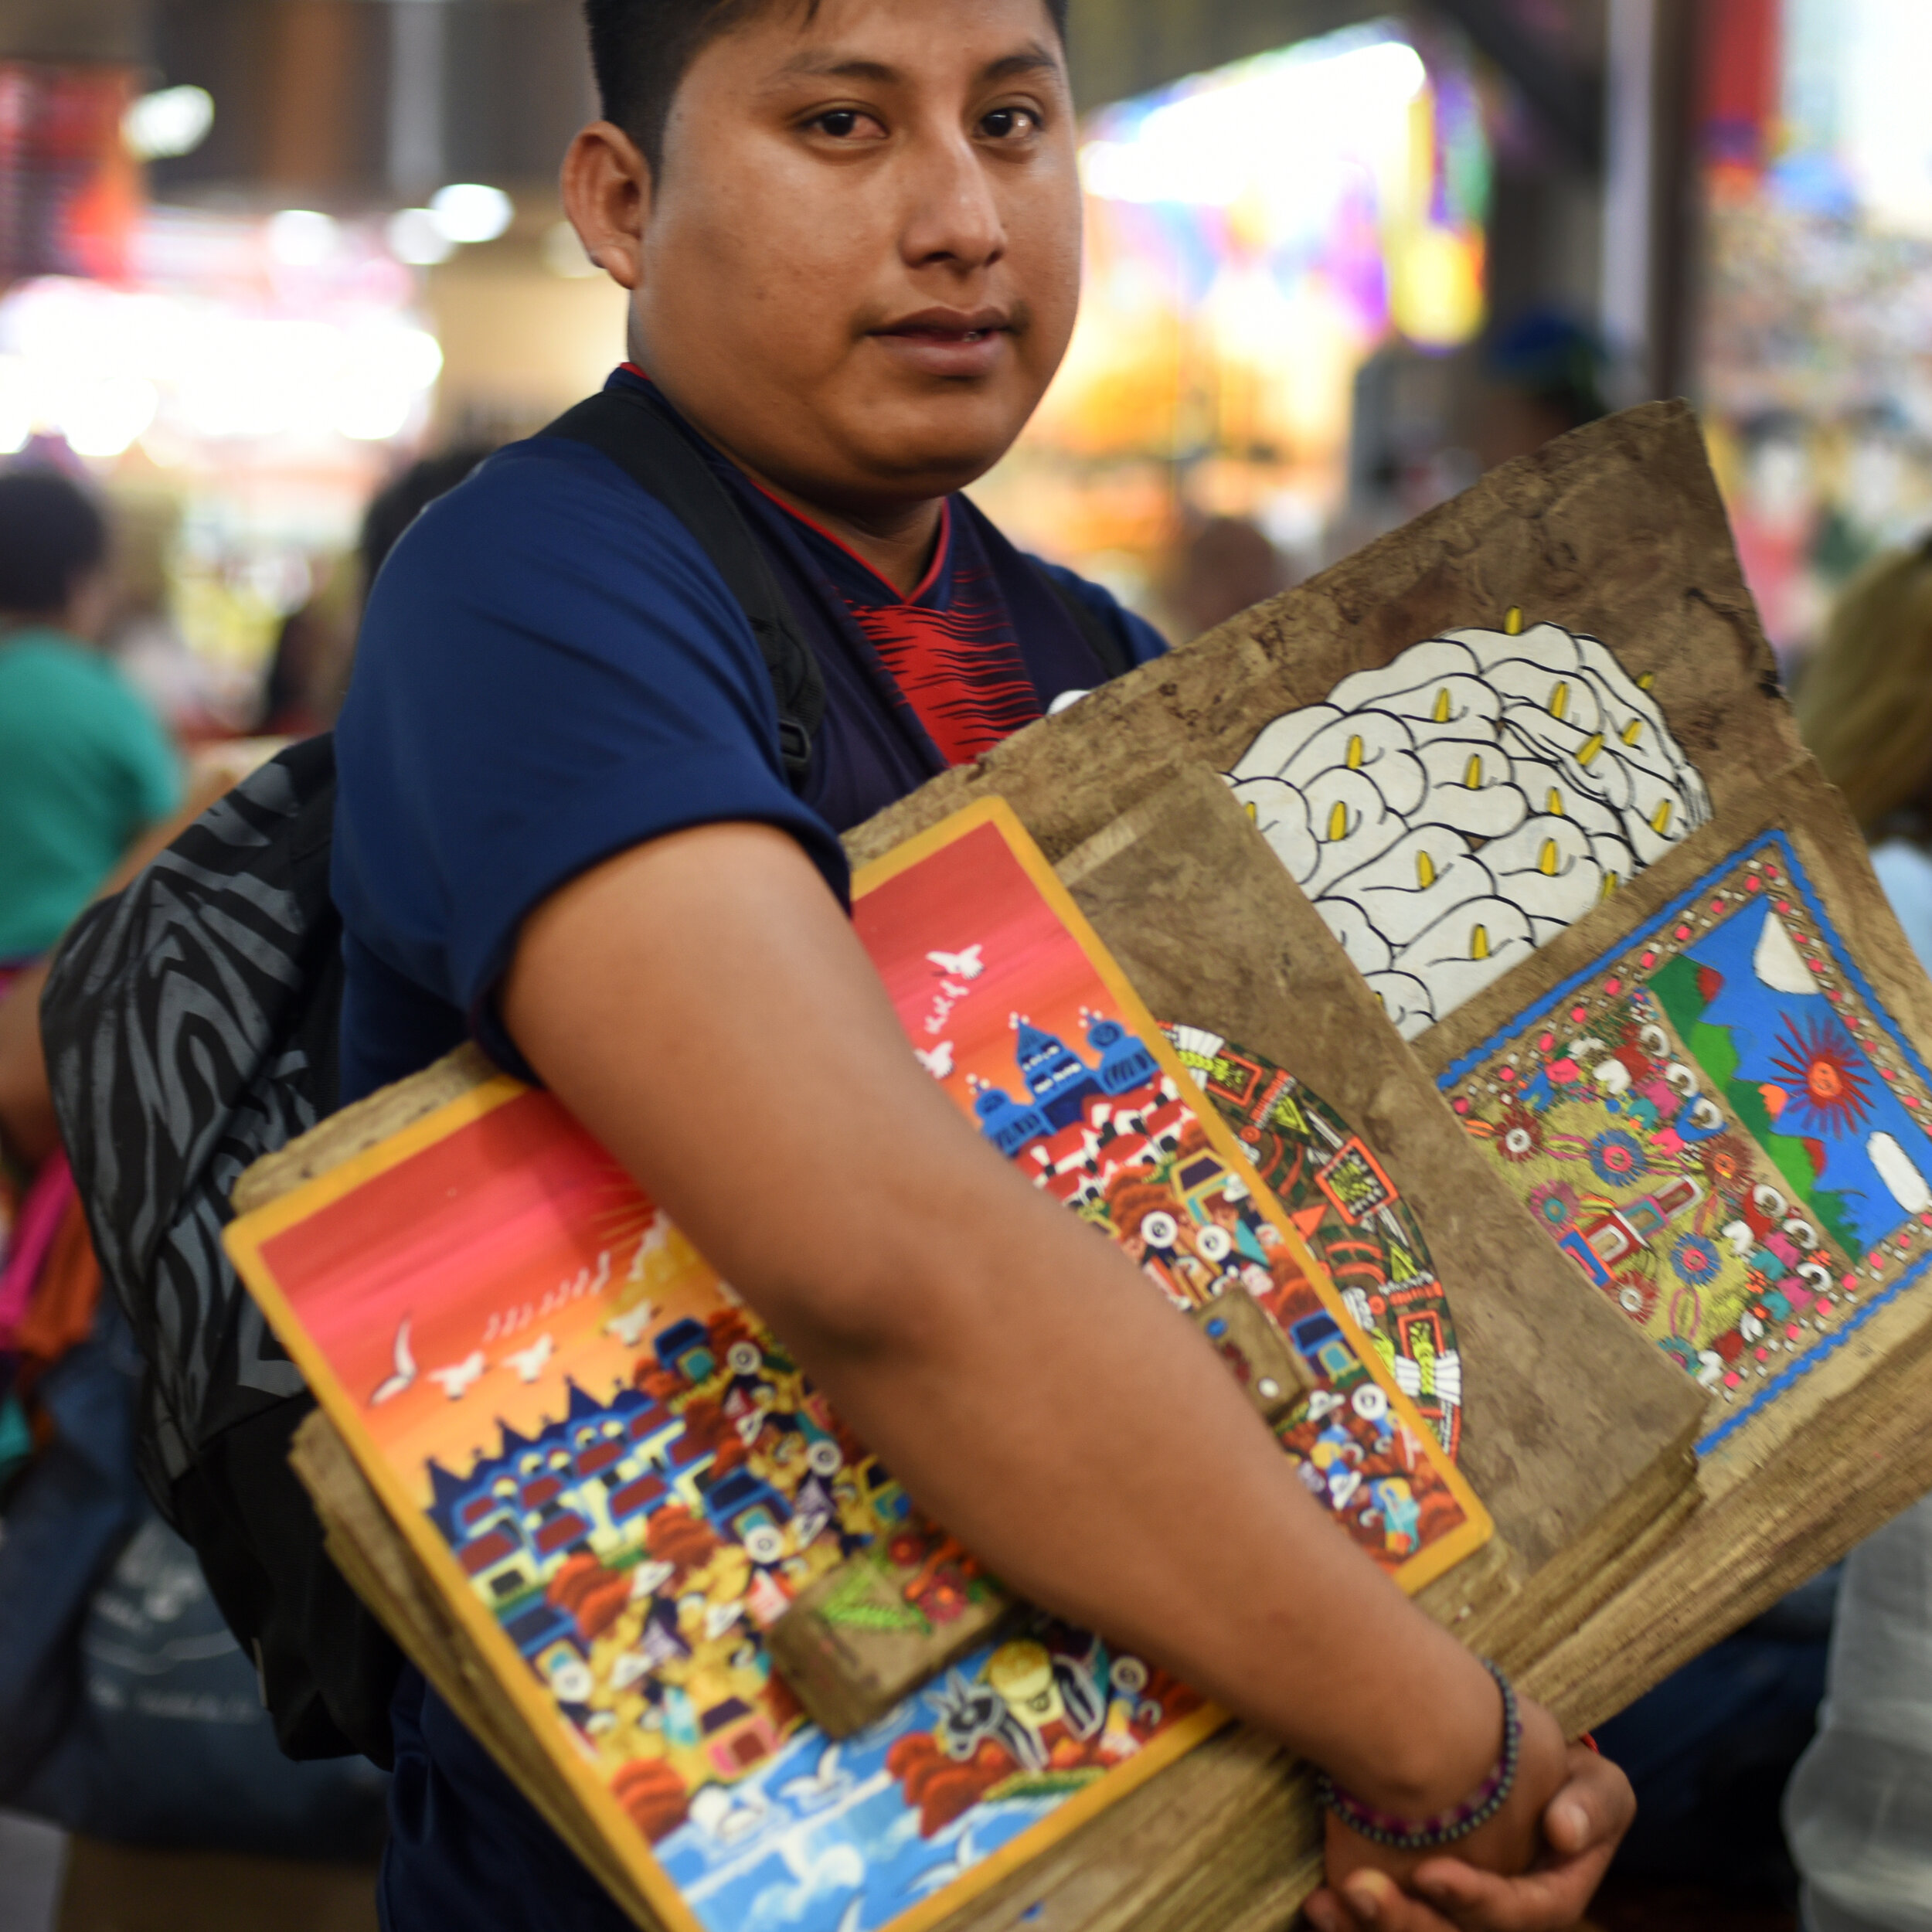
[226,799,1490,1932]
[1440,834,1932,1454]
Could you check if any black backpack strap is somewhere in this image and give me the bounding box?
[542,387,825,785]
[1026,558,1134,682]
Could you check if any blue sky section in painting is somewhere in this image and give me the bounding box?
[651,1641,1067,1932]
[1684,900,1932,1253]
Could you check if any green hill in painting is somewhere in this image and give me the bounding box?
[1648,956,1865,1264]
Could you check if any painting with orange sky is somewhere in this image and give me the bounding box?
[226,799,1486,1932]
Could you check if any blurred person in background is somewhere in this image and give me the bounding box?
[1474,308,1607,472]
[1167,512,1290,641]
[0,471,182,968]
[1780,537,1932,1932]
[254,444,500,741]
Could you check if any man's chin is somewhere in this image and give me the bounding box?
[842,412,1029,500]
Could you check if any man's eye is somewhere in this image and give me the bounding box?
[980,106,1040,141]
[813,108,883,141]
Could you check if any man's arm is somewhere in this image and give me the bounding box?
[503,821,1627,1906]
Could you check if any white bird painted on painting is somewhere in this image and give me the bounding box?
[627,1219,670,1282]
[427,1351,486,1400]
[604,1301,660,1349]
[906,1828,981,1895]
[502,1333,555,1383]
[370,1317,416,1405]
[779,1742,846,1808]
[913,1041,954,1080]
[926,945,984,980]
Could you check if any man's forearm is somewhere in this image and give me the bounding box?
[505,821,1502,1814]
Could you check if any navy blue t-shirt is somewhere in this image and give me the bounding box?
[332,369,1162,1930]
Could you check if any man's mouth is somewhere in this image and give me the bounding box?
[875,308,1014,345]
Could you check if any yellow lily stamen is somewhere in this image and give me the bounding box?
[1346,733,1364,769]
[1549,680,1569,719]
[1417,850,1436,888]
[1577,733,1605,768]
[1539,838,1560,875]
[1471,925,1490,959]
[1328,800,1349,841]
[1464,753,1483,788]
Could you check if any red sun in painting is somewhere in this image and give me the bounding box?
[1767,1014,1873,1139]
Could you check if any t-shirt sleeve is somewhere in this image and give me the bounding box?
[332,440,849,1073]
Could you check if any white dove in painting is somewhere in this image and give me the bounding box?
[926,944,984,980]
[426,1350,486,1400]
[914,1041,954,1080]
[502,1333,555,1383]
[604,1301,660,1349]
[370,1317,416,1405]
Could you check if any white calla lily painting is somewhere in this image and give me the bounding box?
[1226,614,1713,1039]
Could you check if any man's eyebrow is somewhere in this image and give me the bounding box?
[771,41,1062,87]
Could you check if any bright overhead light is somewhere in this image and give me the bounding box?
[0,358,31,455]
[540,220,599,278]
[387,207,455,266]
[430,182,513,243]
[123,84,214,162]
[61,376,160,459]
[267,209,340,267]
[1080,34,1429,207]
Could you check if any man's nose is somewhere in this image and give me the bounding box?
[900,131,1006,274]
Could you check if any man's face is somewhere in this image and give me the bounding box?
[634,0,1081,514]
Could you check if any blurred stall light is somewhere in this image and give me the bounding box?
[122,85,215,162]
[267,209,341,267]
[61,376,160,457]
[1080,36,1427,208]
[430,182,513,244]
[2,275,443,452]
[0,358,30,454]
[541,219,599,278]
[387,208,455,267]
[330,325,442,440]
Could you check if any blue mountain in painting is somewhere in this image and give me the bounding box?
[1674,899,1932,1254]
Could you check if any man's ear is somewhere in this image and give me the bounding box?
[560,120,652,292]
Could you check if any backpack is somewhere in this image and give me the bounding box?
[41,386,1129,1764]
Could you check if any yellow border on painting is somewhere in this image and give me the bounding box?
[226,1076,713,1932]
[852,795,1494,1594]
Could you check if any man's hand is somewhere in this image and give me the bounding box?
[1304,1730,1634,1930]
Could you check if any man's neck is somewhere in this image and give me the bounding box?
[742,474,944,599]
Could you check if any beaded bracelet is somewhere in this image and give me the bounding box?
[1315,1658,1521,1852]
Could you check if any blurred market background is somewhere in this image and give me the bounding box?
[4,1,1931,1928]
[6,0,1929,734]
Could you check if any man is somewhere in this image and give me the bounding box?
[0,470,180,966]
[333,4,1633,1927]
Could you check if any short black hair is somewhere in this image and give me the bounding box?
[0,468,108,617]
[585,0,1070,175]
